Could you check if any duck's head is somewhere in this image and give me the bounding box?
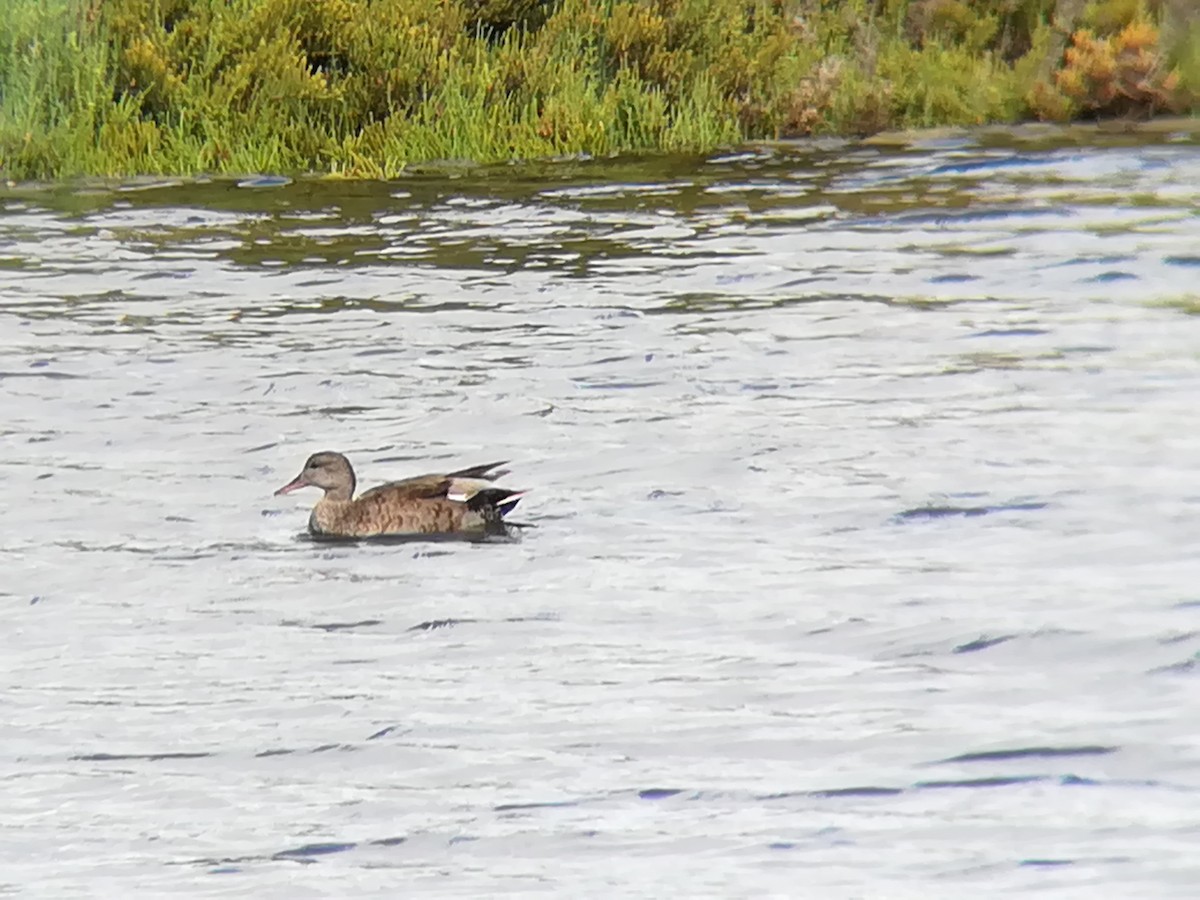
[274,451,356,501]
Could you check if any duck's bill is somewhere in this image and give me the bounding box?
[274,477,307,496]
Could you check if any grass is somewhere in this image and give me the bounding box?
[0,0,1196,180]
[0,0,114,179]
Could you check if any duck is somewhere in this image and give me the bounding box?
[274,451,526,538]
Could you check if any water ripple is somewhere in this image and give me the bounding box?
[1,130,1199,896]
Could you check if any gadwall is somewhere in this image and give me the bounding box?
[274,451,525,538]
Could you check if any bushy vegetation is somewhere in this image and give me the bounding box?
[0,0,1195,179]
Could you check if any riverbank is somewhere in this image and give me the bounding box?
[2,0,1196,180]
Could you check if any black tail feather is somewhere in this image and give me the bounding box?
[467,487,525,518]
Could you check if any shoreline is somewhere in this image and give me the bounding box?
[2,116,1190,192]
[3,116,1197,192]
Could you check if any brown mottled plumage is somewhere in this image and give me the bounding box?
[274,451,525,538]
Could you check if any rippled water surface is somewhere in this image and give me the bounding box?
[3,126,1200,897]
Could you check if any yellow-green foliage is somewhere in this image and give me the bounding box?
[0,0,1194,179]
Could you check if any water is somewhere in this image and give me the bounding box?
[2,125,1200,897]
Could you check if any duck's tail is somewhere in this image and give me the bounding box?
[444,461,518,512]
[467,487,527,519]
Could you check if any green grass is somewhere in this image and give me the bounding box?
[0,0,115,179]
[0,0,1195,180]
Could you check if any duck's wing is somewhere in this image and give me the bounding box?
[356,473,453,503]
[357,461,511,503]
[446,460,509,480]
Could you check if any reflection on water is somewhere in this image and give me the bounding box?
[2,126,1200,896]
